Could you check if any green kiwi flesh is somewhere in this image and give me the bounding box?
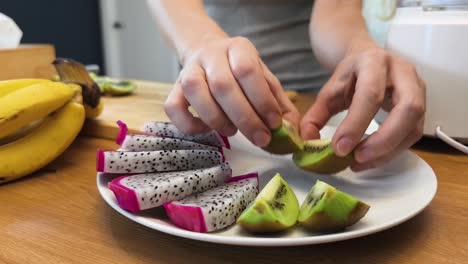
[298,180,370,232]
[292,139,354,174]
[263,119,303,154]
[237,173,299,233]
[106,80,136,95]
[90,73,136,95]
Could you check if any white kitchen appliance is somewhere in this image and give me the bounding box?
[370,0,468,153]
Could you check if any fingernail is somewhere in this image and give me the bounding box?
[336,137,354,156]
[253,131,271,147]
[356,147,374,163]
[267,112,281,129]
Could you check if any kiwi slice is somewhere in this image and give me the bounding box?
[237,173,299,233]
[298,180,370,232]
[263,119,303,154]
[105,80,136,95]
[292,139,354,174]
[89,73,136,95]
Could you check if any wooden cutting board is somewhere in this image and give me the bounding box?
[81,80,173,140]
[82,80,304,141]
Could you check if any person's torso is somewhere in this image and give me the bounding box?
[203,0,329,91]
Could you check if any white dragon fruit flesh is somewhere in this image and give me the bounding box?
[164,172,259,233]
[108,163,232,212]
[116,121,219,152]
[97,149,224,174]
[143,121,230,149]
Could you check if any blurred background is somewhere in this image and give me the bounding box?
[1,0,179,82]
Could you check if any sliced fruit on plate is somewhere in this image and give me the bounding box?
[142,121,230,149]
[164,172,259,233]
[96,149,225,174]
[237,173,299,233]
[116,121,219,152]
[108,163,232,212]
[298,180,370,232]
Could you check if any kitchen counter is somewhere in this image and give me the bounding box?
[1,82,467,264]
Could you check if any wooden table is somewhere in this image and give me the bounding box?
[1,82,467,264]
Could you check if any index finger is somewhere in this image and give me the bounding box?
[300,62,354,140]
[354,62,425,164]
[332,53,388,156]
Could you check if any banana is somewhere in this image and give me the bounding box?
[0,101,85,183]
[0,82,75,140]
[53,58,103,118]
[0,78,51,97]
[84,101,104,118]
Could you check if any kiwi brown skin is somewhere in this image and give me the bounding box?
[300,201,370,232]
[263,119,303,155]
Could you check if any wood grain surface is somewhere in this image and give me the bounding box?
[1,82,467,264]
[81,81,303,139]
[0,45,56,80]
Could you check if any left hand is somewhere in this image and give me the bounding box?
[300,46,426,171]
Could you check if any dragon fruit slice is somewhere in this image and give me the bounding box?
[116,121,219,152]
[108,163,232,212]
[164,172,259,233]
[96,149,224,173]
[143,121,230,149]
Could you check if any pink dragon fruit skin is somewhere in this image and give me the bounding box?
[163,172,259,233]
[142,121,230,149]
[116,121,220,152]
[108,163,232,212]
[96,149,225,173]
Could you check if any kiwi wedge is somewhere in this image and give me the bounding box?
[298,180,370,232]
[237,173,299,233]
[292,139,354,174]
[263,119,303,154]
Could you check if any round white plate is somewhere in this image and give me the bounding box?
[97,126,437,247]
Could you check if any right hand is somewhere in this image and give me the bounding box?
[165,36,300,147]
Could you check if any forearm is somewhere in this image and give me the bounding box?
[147,0,228,64]
[310,0,377,70]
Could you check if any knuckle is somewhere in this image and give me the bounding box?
[180,75,202,94]
[404,100,426,118]
[209,77,231,97]
[363,48,389,66]
[164,100,180,119]
[231,61,256,79]
[366,88,384,105]
[230,36,251,46]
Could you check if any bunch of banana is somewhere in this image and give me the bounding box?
[0,59,103,184]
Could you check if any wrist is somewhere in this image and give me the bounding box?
[179,29,228,65]
[345,34,380,57]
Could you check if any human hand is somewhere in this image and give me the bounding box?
[300,47,426,171]
[165,36,300,147]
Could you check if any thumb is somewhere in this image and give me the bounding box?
[300,82,347,140]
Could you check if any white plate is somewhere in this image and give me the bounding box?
[97,125,437,247]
